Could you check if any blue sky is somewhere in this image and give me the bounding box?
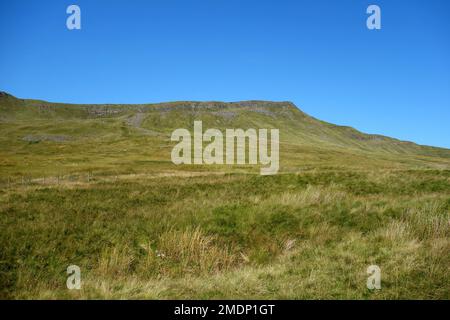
[1,0,449,148]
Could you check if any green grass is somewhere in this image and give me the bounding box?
[1,170,449,299]
[0,93,449,299]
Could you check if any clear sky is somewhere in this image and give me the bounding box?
[0,0,449,148]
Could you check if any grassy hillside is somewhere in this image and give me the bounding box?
[0,91,449,299]
[1,91,449,178]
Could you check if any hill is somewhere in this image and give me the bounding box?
[0,91,449,178]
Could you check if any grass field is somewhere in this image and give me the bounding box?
[0,92,449,299]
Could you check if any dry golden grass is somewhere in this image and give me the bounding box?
[157,227,237,275]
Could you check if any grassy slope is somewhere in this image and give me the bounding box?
[0,92,449,299]
[1,92,449,179]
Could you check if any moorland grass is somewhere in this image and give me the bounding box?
[1,169,448,299]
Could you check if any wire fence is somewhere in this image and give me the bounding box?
[0,172,100,188]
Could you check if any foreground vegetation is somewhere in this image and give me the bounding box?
[1,169,449,299]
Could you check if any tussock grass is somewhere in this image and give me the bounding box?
[1,169,449,299]
[157,227,236,275]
